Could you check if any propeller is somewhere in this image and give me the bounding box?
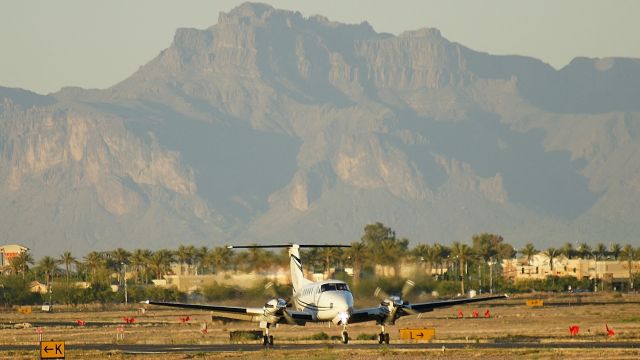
[374,279,419,322]
[264,282,297,325]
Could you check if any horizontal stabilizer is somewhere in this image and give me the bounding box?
[227,244,351,249]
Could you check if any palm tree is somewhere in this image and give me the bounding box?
[344,242,368,287]
[577,243,592,260]
[561,242,575,260]
[610,243,622,260]
[59,251,77,283]
[424,244,442,278]
[435,244,451,278]
[412,244,431,273]
[175,245,196,275]
[451,242,472,295]
[380,237,409,277]
[9,252,34,279]
[319,246,341,278]
[148,249,174,280]
[543,247,559,271]
[83,251,105,282]
[194,246,209,275]
[110,248,131,265]
[521,243,538,265]
[130,249,152,284]
[37,256,60,288]
[206,246,233,273]
[620,245,637,291]
[594,243,608,261]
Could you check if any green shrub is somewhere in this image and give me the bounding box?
[307,332,330,340]
[203,282,238,301]
[436,281,461,296]
[357,333,378,340]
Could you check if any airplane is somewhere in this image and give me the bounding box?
[146,244,507,345]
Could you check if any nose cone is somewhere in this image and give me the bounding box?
[329,292,354,325]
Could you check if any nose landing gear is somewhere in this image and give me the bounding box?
[341,330,349,344]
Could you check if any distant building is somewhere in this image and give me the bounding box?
[502,254,640,289]
[29,281,49,294]
[0,244,28,269]
[156,268,291,293]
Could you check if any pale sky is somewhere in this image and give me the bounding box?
[1,0,638,95]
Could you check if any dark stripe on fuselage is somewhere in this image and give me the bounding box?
[295,298,334,311]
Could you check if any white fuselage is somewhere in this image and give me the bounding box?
[294,280,354,323]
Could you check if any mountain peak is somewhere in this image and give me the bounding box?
[218,2,293,27]
[227,2,274,17]
[400,27,443,39]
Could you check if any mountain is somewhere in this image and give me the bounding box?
[2,3,640,257]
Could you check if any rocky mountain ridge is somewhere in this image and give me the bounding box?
[2,3,639,256]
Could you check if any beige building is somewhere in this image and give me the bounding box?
[0,244,28,268]
[158,269,291,293]
[502,254,640,287]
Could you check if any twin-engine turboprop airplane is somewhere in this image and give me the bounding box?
[146,244,507,345]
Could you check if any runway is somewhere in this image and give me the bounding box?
[2,341,639,354]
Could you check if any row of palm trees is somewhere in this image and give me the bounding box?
[519,242,637,269]
[4,223,639,294]
[520,241,639,290]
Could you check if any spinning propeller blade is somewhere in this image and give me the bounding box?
[401,279,415,298]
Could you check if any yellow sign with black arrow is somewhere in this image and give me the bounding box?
[40,341,65,359]
[399,328,435,341]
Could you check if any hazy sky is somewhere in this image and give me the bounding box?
[2,0,639,94]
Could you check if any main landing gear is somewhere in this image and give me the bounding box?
[378,324,390,344]
[262,327,274,346]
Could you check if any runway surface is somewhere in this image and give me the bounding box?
[2,342,639,353]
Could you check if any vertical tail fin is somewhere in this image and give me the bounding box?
[289,244,310,295]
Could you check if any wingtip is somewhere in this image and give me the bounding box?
[140,300,150,304]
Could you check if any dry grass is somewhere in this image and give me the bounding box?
[1,293,640,359]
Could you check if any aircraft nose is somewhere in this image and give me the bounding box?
[330,291,352,310]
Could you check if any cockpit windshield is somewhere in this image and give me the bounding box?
[320,283,350,292]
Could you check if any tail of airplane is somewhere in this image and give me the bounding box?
[227,243,350,296]
[289,244,311,295]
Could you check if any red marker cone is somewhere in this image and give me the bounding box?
[606,324,615,337]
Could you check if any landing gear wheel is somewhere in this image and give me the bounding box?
[384,333,390,344]
[262,335,269,346]
[268,335,274,346]
[378,332,385,344]
[341,331,349,344]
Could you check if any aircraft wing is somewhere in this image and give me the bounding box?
[406,294,508,313]
[145,300,264,322]
[348,294,508,324]
[348,306,387,324]
[145,300,314,324]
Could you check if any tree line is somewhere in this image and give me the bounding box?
[2,222,639,306]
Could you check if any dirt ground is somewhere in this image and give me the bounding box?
[1,293,640,359]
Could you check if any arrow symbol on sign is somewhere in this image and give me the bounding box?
[43,346,52,353]
[416,333,424,338]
